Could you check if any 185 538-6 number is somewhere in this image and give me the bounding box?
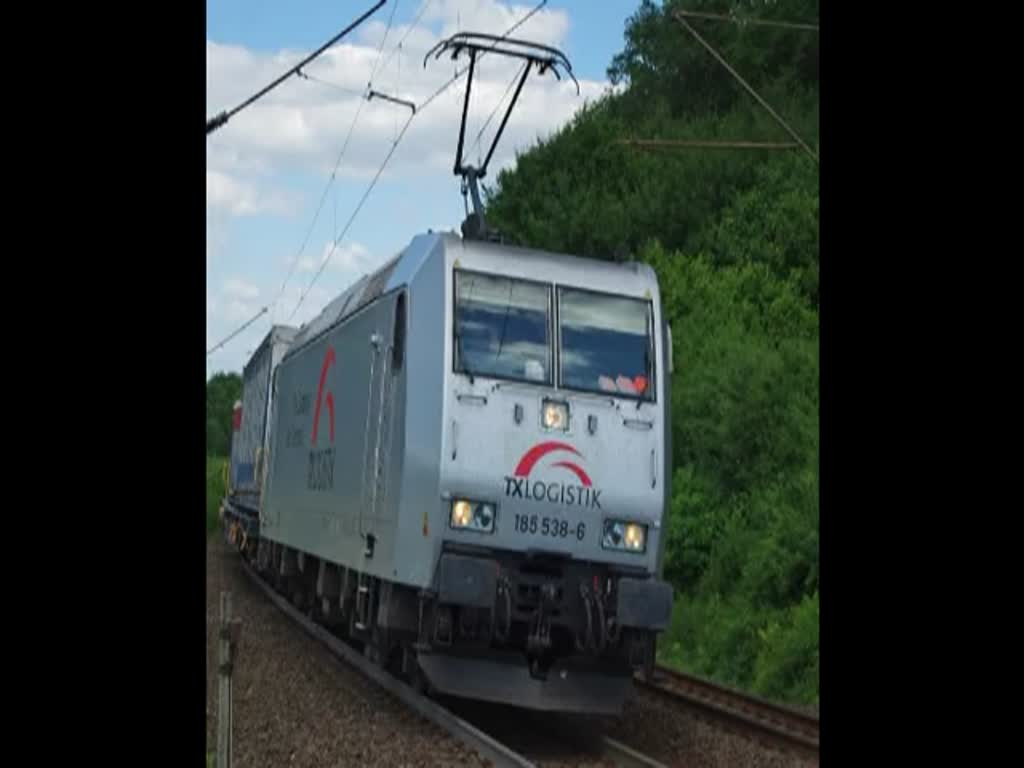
[513,514,586,541]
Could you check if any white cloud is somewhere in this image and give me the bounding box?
[206,0,606,182]
[206,1,613,373]
[206,170,298,216]
[224,299,258,324]
[416,0,569,46]
[274,281,335,329]
[223,277,260,300]
[329,240,372,272]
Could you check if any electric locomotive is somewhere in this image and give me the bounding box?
[222,32,676,716]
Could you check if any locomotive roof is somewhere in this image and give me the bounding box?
[242,324,299,376]
[285,231,658,358]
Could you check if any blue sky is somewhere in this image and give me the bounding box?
[206,1,643,377]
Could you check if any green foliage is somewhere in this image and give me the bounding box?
[644,242,818,707]
[609,0,819,121]
[207,455,227,536]
[207,372,242,456]
[485,0,819,273]
[484,1,819,707]
[753,590,819,706]
[695,152,820,304]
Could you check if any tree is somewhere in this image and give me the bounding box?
[481,0,820,705]
[206,372,242,456]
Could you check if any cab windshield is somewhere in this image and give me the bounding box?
[558,287,655,400]
[454,270,552,384]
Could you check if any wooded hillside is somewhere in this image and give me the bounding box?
[485,0,819,706]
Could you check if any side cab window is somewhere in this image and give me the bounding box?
[392,292,406,372]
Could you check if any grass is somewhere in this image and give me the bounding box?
[207,455,227,536]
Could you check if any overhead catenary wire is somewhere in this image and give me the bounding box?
[419,0,549,114]
[673,11,819,164]
[675,9,819,32]
[376,0,436,77]
[617,139,799,151]
[302,0,549,118]
[207,306,269,357]
[286,112,416,323]
[286,0,551,323]
[206,0,387,135]
[269,90,370,324]
[296,70,366,98]
[269,0,401,323]
[366,0,401,88]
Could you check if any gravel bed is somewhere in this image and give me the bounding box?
[604,690,817,768]
[441,700,614,768]
[206,534,486,767]
[446,688,817,768]
[206,532,815,768]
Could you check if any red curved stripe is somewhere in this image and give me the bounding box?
[551,461,593,487]
[312,346,336,445]
[326,392,335,443]
[514,441,582,477]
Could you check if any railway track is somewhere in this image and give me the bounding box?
[639,665,820,763]
[236,550,667,768]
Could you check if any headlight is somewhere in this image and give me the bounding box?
[542,399,569,431]
[602,519,647,553]
[449,499,496,533]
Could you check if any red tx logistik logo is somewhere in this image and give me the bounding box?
[311,346,336,446]
[503,441,602,509]
[308,346,336,492]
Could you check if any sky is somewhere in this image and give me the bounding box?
[206,0,644,378]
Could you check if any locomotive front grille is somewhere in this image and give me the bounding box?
[514,581,565,618]
[510,561,568,620]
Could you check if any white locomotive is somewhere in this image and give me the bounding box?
[222,32,675,715]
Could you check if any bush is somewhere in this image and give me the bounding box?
[207,456,227,536]
[641,243,818,706]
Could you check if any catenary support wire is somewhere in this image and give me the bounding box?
[206,1,387,135]
[207,307,269,357]
[673,12,818,164]
[286,0,551,322]
[617,139,799,151]
[675,8,819,32]
[269,1,400,323]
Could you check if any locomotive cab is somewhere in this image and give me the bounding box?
[418,237,675,714]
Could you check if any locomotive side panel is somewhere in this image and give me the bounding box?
[234,342,271,495]
[260,329,297,491]
[261,294,405,582]
[389,238,448,588]
[232,327,297,509]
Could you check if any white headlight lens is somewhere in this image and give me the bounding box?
[451,500,473,527]
[602,519,647,553]
[543,400,569,431]
[624,523,645,551]
[450,499,496,533]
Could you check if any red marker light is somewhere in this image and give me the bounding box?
[634,376,648,393]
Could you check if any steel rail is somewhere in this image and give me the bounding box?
[640,665,820,761]
[237,555,536,768]
[233,546,672,767]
